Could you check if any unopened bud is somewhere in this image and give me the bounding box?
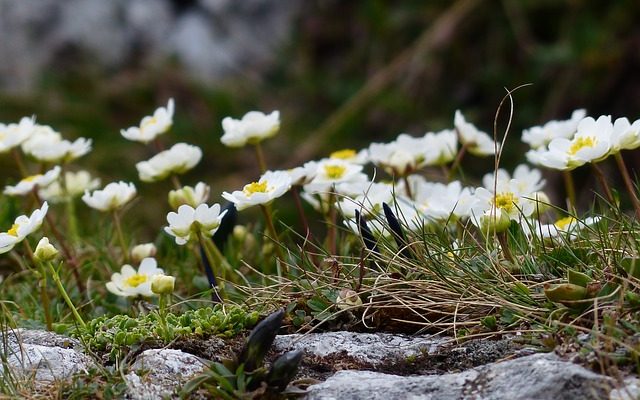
[131,243,157,263]
[479,207,511,235]
[151,274,175,295]
[168,183,210,210]
[34,237,59,262]
[335,288,363,310]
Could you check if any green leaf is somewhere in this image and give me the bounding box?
[568,269,592,287]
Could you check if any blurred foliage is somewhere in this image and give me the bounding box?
[0,0,639,230]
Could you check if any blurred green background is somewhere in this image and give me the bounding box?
[1,0,639,233]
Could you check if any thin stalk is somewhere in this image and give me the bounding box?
[254,142,267,174]
[11,148,28,177]
[112,211,129,264]
[402,175,413,199]
[614,152,640,219]
[38,263,53,331]
[202,234,234,280]
[291,186,311,238]
[324,192,337,256]
[497,232,514,263]
[447,143,468,181]
[198,233,226,301]
[170,174,182,191]
[46,261,86,329]
[591,163,615,205]
[260,204,288,275]
[562,170,577,213]
[65,198,79,244]
[157,294,171,342]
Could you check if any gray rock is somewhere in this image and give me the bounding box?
[305,353,613,400]
[610,378,640,400]
[0,328,92,382]
[124,348,207,400]
[274,332,448,366]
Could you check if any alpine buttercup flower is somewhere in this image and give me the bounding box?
[454,110,497,156]
[164,203,228,245]
[0,116,35,153]
[106,258,165,297]
[0,202,49,254]
[82,181,137,212]
[38,170,101,203]
[168,182,210,209]
[4,166,61,196]
[221,110,280,147]
[21,125,91,163]
[521,109,586,149]
[222,170,292,211]
[136,143,202,182]
[121,99,175,143]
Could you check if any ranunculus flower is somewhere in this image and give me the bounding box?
[164,203,228,245]
[4,166,60,196]
[121,99,175,143]
[136,143,202,182]
[106,258,165,297]
[221,110,280,148]
[82,181,137,212]
[0,202,49,254]
[222,170,292,211]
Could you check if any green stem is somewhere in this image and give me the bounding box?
[591,163,615,205]
[198,233,227,301]
[254,142,267,174]
[38,263,53,331]
[402,175,413,199]
[562,170,577,213]
[260,204,288,275]
[324,192,337,257]
[157,294,171,342]
[66,198,80,244]
[12,148,28,177]
[46,261,86,329]
[112,211,129,264]
[497,232,514,263]
[614,152,640,219]
[447,142,468,181]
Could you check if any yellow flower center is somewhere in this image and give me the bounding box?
[7,223,19,237]
[568,136,595,155]
[23,174,42,183]
[554,216,575,230]
[330,149,356,160]
[141,117,157,130]
[243,181,269,196]
[494,192,517,213]
[324,165,346,180]
[124,273,148,288]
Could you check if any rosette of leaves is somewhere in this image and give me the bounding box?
[544,269,617,311]
[182,309,303,399]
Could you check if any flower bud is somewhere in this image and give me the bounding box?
[335,288,363,310]
[151,274,175,295]
[479,207,511,235]
[168,183,210,210]
[131,243,157,263]
[34,237,59,262]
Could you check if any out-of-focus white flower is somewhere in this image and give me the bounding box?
[527,115,612,170]
[221,110,280,147]
[522,109,586,149]
[526,216,601,239]
[475,206,512,234]
[328,148,369,164]
[131,243,157,264]
[337,182,394,218]
[409,178,474,221]
[168,182,210,209]
[0,116,35,153]
[610,117,640,152]
[222,170,292,211]
[151,274,176,295]
[82,181,137,212]
[121,99,175,143]
[39,170,101,203]
[136,143,202,182]
[368,134,428,176]
[21,125,91,163]
[34,237,59,262]
[4,166,60,196]
[0,202,49,254]
[423,129,458,166]
[106,258,165,297]
[308,159,366,186]
[164,203,228,245]
[454,110,497,156]
[482,164,546,195]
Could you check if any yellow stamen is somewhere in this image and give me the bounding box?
[243,181,268,196]
[324,165,346,180]
[568,136,595,156]
[554,216,575,230]
[7,223,19,237]
[494,192,517,213]
[23,174,42,183]
[124,274,147,288]
[330,149,356,160]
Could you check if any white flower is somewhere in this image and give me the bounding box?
[21,125,91,162]
[4,166,61,196]
[121,99,174,143]
[521,109,586,149]
[0,202,49,254]
[307,159,366,186]
[610,117,640,152]
[221,110,280,147]
[222,170,292,211]
[470,181,535,226]
[106,258,165,297]
[0,116,35,152]
[336,182,394,218]
[39,170,101,203]
[328,148,369,164]
[168,182,210,209]
[151,274,176,295]
[422,129,458,166]
[482,164,545,195]
[409,178,474,221]
[82,181,137,212]
[454,110,497,156]
[164,203,228,245]
[131,243,157,263]
[526,216,600,239]
[528,116,612,170]
[368,134,428,176]
[136,143,202,182]
[34,237,59,262]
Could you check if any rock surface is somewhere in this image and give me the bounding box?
[305,353,613,400]
[125,349,207,400]
[0,0,302,92]
[0,329,92,382]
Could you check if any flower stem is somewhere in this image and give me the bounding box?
[46,261,86,329]
[614,151,640,218]
[24,241,52,331]
[157,294,172,342]
[325,193,337,257]
[402,175,413,199]
[112,211,129,264]
[591,163,615,205]
[198,232,230,301]
[562,170,577,213]
[254,142,267,174]
[11,148,28,177]
[447,143,468,181]
[497,232,514,263]
[260,204,288,275]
